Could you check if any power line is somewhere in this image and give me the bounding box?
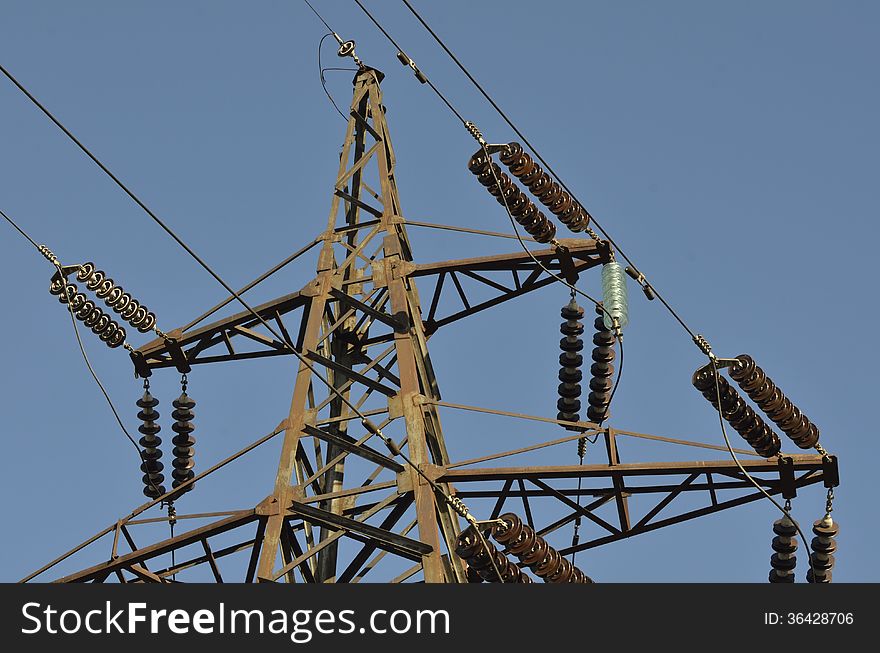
[352,0,467,124]
[318,32,349,121]
[302,0,336,34]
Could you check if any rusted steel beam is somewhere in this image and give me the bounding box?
[302,424,404,473]
[410,240,605,276]
[304,350,398,397]
[290,501,432,562]
[137,291,307,359]
[439,456,825,482]
[54,511,259,583]
[559,472,826,556]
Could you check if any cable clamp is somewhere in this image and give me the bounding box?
[624,265,656,301]
[464,121,487,146]
[395,51,427,84]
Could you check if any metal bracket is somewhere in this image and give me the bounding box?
[777,456,798,499]
[164,337,191,374]
[129,350,153,379]
[822,455,840,488]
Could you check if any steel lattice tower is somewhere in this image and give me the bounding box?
[24,67,835,584]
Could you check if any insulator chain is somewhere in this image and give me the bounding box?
[454,525,532,584]
[768,515,798,583]
[136,389,166,499]
[468,149,557,244]
[807,515,838,583]
[49,277,127,348]
[587,303,616,424]
[728,354,820,449]
[491,513,593,583]
[498,142,590,233]
[692,367,781,458]
[75,262,160,334]
[557,297,584,424]
[170,390,196,496]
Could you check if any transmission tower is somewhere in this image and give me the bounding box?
[24,66,838,584]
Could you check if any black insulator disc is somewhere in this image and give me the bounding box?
[143,484,166,499]
[558,382,581,399]
[557,397,581,414]
[589,376,613,393]
[468,151,490,173]
[542,184,564,208]
[140,459,164,474]
[550,192,573,216]
[137,422,161,437]
[560,352,583,368]
[172,444,196,458]
[590,361,613,378]
[521,537,550,567]
[172,408,195,422]
[809,553,835,572]
[534,547,561,577]
[85,270,105,291]
[500,142,523,164]
[171,449,196,468]
[810,536,837,555]
[172,421,195,435]
[769,569,795,583]
[137,393,159,409]
[455,529,483,560]
[121,300,139,321]
[511,154,536,178]
[770,553,797,571]
[806,569,832,583]
[172,467,195,481]
[139,445,162,459]
[560,321,584,336]
[798,423,820,448]
[529,172,551,195]
[773,518,798,537]
[560,336,584,352]
[812,519,839,538]
[172,434,196,448]
[173,393,196,409]
[506,527,537,556]
[729,354,756,382]
[592,345,615,364]
[142,472,165,486]
[587,391,611,409]
[559,368,583,383]
[492,514,523,544]
[771,536,798,554]
[587,407,609,422]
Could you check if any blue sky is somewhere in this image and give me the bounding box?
[1,1,877,582]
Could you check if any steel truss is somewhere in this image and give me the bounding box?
[24,68,834,584]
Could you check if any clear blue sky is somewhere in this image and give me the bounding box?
[1,1,877,582]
